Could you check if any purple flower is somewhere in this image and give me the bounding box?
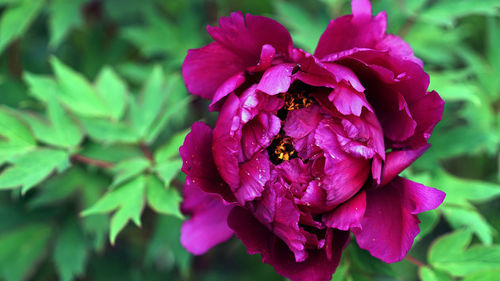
[179,0,445,280]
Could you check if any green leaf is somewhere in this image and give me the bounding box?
[154,129,189,162]
[23,97,83,149]
[428,230,500,277]
[48,0,87,48]
[419,266,454,281]
[153,159,182,187]
[0,107,36,163]
[82,176,145,245]
[461,269,500,281]
[53,219,88,281]
[0,223,52,281]
[110,157,150,187]
[146,175,183,219]
[0,0,44,53]
[0,148,69,193]
[24,72,58,102]
[130,66,166,139]
[419,0,500,27]
[442,206,494,245]
[50,57,109,118]
[433,171,500,206]
[79,117,139,144]
[95,66,128,121]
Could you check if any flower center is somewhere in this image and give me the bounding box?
[268,88,315,165]
[277,90,314,120]
[268,134,297,165]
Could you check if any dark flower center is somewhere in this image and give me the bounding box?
[268,134,297,165]
[276,90,314,120]
[268,88,315,165]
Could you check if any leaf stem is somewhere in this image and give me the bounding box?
[140,143,154,162]
[405,255,426,267]
[71,154,114,169]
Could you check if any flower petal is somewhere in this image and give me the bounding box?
[181,181,234,255]
[380,145,430,186]
[236,152,271,203]
[353,177,445,262]
[228,207,349,281]
[323,191,366,231]
[207,12,293,65]
[257,63,295,95]
[180,122,235,202]
[183,42,247,100]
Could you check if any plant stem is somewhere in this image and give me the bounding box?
[405,255,426,267]
[71,154,114,169]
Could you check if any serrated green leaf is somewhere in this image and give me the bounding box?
[428,230,500,277]
[0,223,52,281]
[82,176,145,244]
[23,97,83,149]
[153,159,182,187]
[146,175,182,218]
[50,57,109,118]
[154,129,189,162]
[95,66,128,121]
[443,206,494,245]
[53,219,88,281]
[111,157,150,187]
[419,266,454,281]
[130,66,167,139]
[23,72,58,102]
[0,107,36,163]
[0,0,44,53]
[433,171,500,206]
[0,148,69,193]
[79,117,139,144]
[49,0,87,48]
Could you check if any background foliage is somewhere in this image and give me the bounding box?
[0,0,499,280]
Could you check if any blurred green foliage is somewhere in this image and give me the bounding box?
[0,0,499,280]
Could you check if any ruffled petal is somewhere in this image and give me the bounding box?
[314,7,386,59]
[328,83,371,117]
[180,181,234,255]
[207,12,292,65]
[236,152,271,203]
[254,184,308,262]
[183,42,247,100]
[353,177,445,262]
[180,122,235,202]
[228,207,349,281]
[380,145,430,186]
[242,113,281,159]
[212,94,242,188]
[323,191,366,231]
[209,72,246,111]
[284,105,323,139]
[257,63,295,95]
[404,91,445,148]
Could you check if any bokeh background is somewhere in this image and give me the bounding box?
[0,0,499,280]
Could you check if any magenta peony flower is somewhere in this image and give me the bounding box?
[179,0,445,280]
